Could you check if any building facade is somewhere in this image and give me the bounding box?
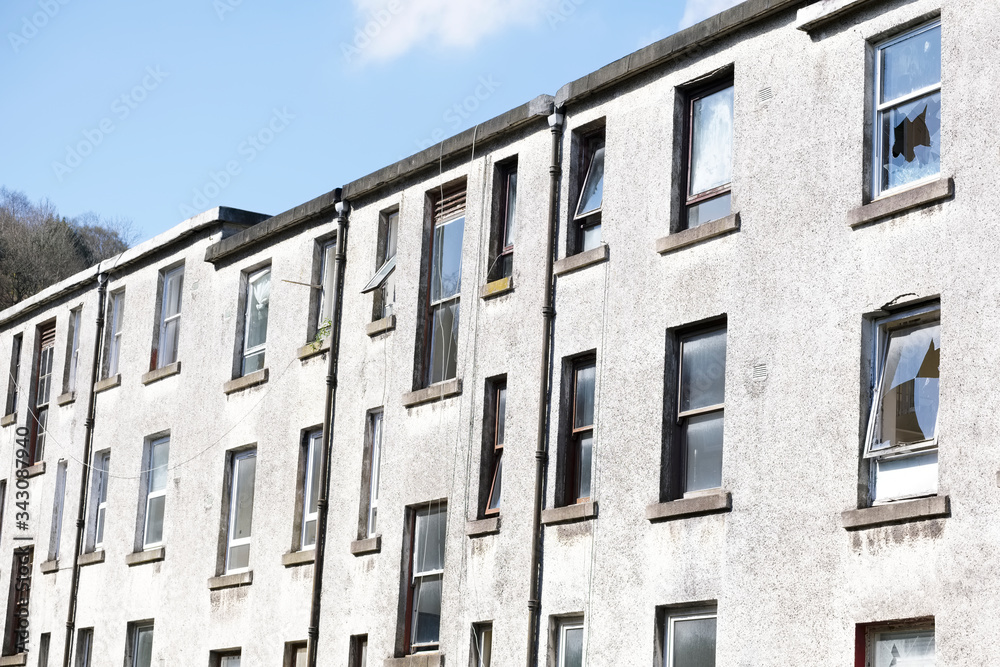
[1,0,998,665]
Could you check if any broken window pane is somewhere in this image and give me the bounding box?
[683,412,724,493]
[575,147,605,218]
[689,86,733,198]
[430,217,464,303]
[880,92,941,192]
[874,630,935,667]
[680,329,727,412]
[871,321,940,452]
[881,25,941,103]
[427,300,459,385]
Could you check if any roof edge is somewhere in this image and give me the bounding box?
[555,0,803,107]
[0,206,268,327]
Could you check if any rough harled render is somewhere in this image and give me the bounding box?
[1,0,998,665]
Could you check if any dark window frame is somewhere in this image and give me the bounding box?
[5,333,22,416]
[370,207,399,322]
[482,380,506,516]
[29,321,56,464]
[856,618,935,667]
[488,161,517,282]
[402,502,447,654]
[679,76,735,231]
[564,356,596,506]
[570,126,606,255]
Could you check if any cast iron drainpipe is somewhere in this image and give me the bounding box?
[62,272,108,667]
[526,108,564,667]
[307,197,350,667]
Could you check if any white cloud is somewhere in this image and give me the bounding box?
[344,0,559,65]
[678,0,743,30]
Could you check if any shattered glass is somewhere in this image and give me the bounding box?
[881,93,941,192]
[873,630,935,667]
[872,321,940,452]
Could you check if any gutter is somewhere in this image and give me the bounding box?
[306,195,349,667]
[525,108,564,667]
[61,273,108,667]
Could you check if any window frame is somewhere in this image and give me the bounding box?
[127,622,154,667]
[64,306,81,393]
[30,322,56,464]
[366,411,383,538]
[350,635,368,667]
[484,382,506,515]
[422,184,466,388]
[675,324,727,497]
[87,451,110,552]
[664,607,717,667]
[300,431,321,550]
[6,333,22,417]
[471,622,492,667]
[241,267,271,376]
[106,290,125,378]
[556,618,585,667]
[863,620,935,667]
[489,162,517,282]
[283,641,307,667]
[156,265,183,370]
[224,448,258,574]
[682,78,735,229]
[871,19,942,200]
[862,303,940,505]
[47,460,67,561]
[566,358,596,505]
[315,238,337,334]
[572,127,605,254]
[142,436,169,550]
[363,208,399,322]
[74,628,92,667]
[404,503,447,654]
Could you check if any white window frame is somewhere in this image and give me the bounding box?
[107,291,125,377]
[241,267,271,375]
[557,619,585,667]
[316,240,337,332]
[863,304,940,504]
[367,412,383,538]
[225,449,257,574]
[219,655,241,667]
[90,451,110,551]
[142,437,169,549]
[409,505,446,652]
[664,608,717,667]
[872,20,942,200]
[66,307,81,392]
[158,266,183,369]
[473,623,492,667]
[129,623,154,667]
[300,431,320,550]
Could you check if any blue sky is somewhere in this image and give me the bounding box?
[0,0,739,243]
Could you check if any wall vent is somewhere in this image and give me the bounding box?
[757,86,773,104]
[752,363,768,382]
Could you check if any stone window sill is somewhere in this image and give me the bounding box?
[795,0,879,32]
[553,244,609,277]
[0,653,27,666]
[367,315,397,338]
[94,374,121,393]
[646,490,732,522]
[282,549,315,567]
[402,378,462,408]
[40,559,59,575]
[142,361,181,385]
[841,495,950,531]
[541,501,598,526]
[78,550,105,567]
[466,516,500,538]
[384,652,445,667]
[1,413,15,427]
[125,546,165,567]
[848,177,953,229]
[25,461,45,478]
[223,368,269,395]
[297,336,330,360]
[350,535,382,556]
[208,570,253,590]
[656,213,740,255]
[56,391,76,406]
[480,276,513,300]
